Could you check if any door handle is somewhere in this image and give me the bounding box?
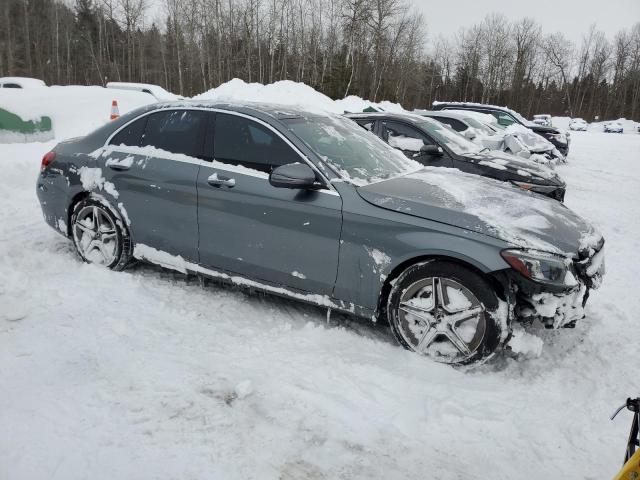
[108,163,130,171]
[207,173,235,188]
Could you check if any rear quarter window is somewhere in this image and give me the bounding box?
[109,116,148,147]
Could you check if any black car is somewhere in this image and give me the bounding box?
[431,102,570,156]
[345,112,567,201]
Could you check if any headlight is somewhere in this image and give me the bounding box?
[548,133,567,144]
[511,181,559,194]
[501,249,577,287]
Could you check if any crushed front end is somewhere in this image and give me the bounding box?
[501,238,605,328]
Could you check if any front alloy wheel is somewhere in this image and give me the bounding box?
[387,261,506,365]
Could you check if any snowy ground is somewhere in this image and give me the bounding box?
[1,123,640,479]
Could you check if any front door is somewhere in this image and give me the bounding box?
[196,112,343,296]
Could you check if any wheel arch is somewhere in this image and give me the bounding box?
[66,191,130,238]
[376,253,508,320]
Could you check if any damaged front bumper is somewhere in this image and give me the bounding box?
[504,241,605,329]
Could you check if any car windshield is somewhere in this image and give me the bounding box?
[417,118,482,155]
[284,115,422,185]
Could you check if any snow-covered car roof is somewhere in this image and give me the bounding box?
[433,101,535,126]
[106,82,182,101]
[0,77,46,88]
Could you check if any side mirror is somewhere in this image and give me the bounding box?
[463,129,476,141]
[269,163,318,189]
[420,144,443,156]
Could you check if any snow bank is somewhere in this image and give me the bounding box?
[193,78,341,114]
[334,95,405,114]
[0,85,156,141]
[193,78,409,116]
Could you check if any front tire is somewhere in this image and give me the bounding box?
[70,198,132,271]
[385,260,507,365]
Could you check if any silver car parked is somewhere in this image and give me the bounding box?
[36,102,605,365]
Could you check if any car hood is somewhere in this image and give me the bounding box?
[461,151,564,186]
[358,168,599,256]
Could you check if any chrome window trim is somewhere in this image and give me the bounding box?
[103,106,339,195]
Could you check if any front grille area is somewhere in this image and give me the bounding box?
[575,238,605,289]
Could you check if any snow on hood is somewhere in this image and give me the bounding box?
[357,167,600,256]
[504,124,556,152]
[463,150,563,184]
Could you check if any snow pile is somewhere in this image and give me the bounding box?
[194,78,409,116]
[334,95,405,114]
[193,78,341,114]
[0,86,156,141]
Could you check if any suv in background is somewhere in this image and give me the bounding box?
[345,111,566,201]
[432,102,570,156]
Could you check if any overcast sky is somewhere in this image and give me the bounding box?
[409,0,640,44]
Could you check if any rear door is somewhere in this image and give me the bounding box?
[196,111,343,295]
[99,109,207,262]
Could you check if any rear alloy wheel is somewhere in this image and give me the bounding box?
[71,198,132,270]
[386,261,506,365]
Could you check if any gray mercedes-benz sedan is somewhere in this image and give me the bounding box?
[36,102,605,365]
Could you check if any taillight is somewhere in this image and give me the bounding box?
[41,151,56,172]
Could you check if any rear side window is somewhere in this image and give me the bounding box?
[1,83,22,88]
[214,113,299,173]
[110,116,147,147]
[141,110,208,158]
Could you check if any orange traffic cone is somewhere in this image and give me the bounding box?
[110,100,120,120]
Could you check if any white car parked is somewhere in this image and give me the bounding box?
[604,121,624,133]
[0,77,46,89]
[105,82,183,101]
[569,118,588,131]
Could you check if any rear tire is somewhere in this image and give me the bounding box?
[70,198,132,271]
[385,260,507,365]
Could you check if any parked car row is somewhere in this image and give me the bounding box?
[431,101,571,157]
[413,109,563,166]
[36,100,605,366]
[345,111,566,200]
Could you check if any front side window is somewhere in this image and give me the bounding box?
[284,115,421,185]
[355,119,375,132]
[141,110,208,158]
[382,121,428,153]
[416,118,481,156]
[432,117,467,133]
[214,113,299,173]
